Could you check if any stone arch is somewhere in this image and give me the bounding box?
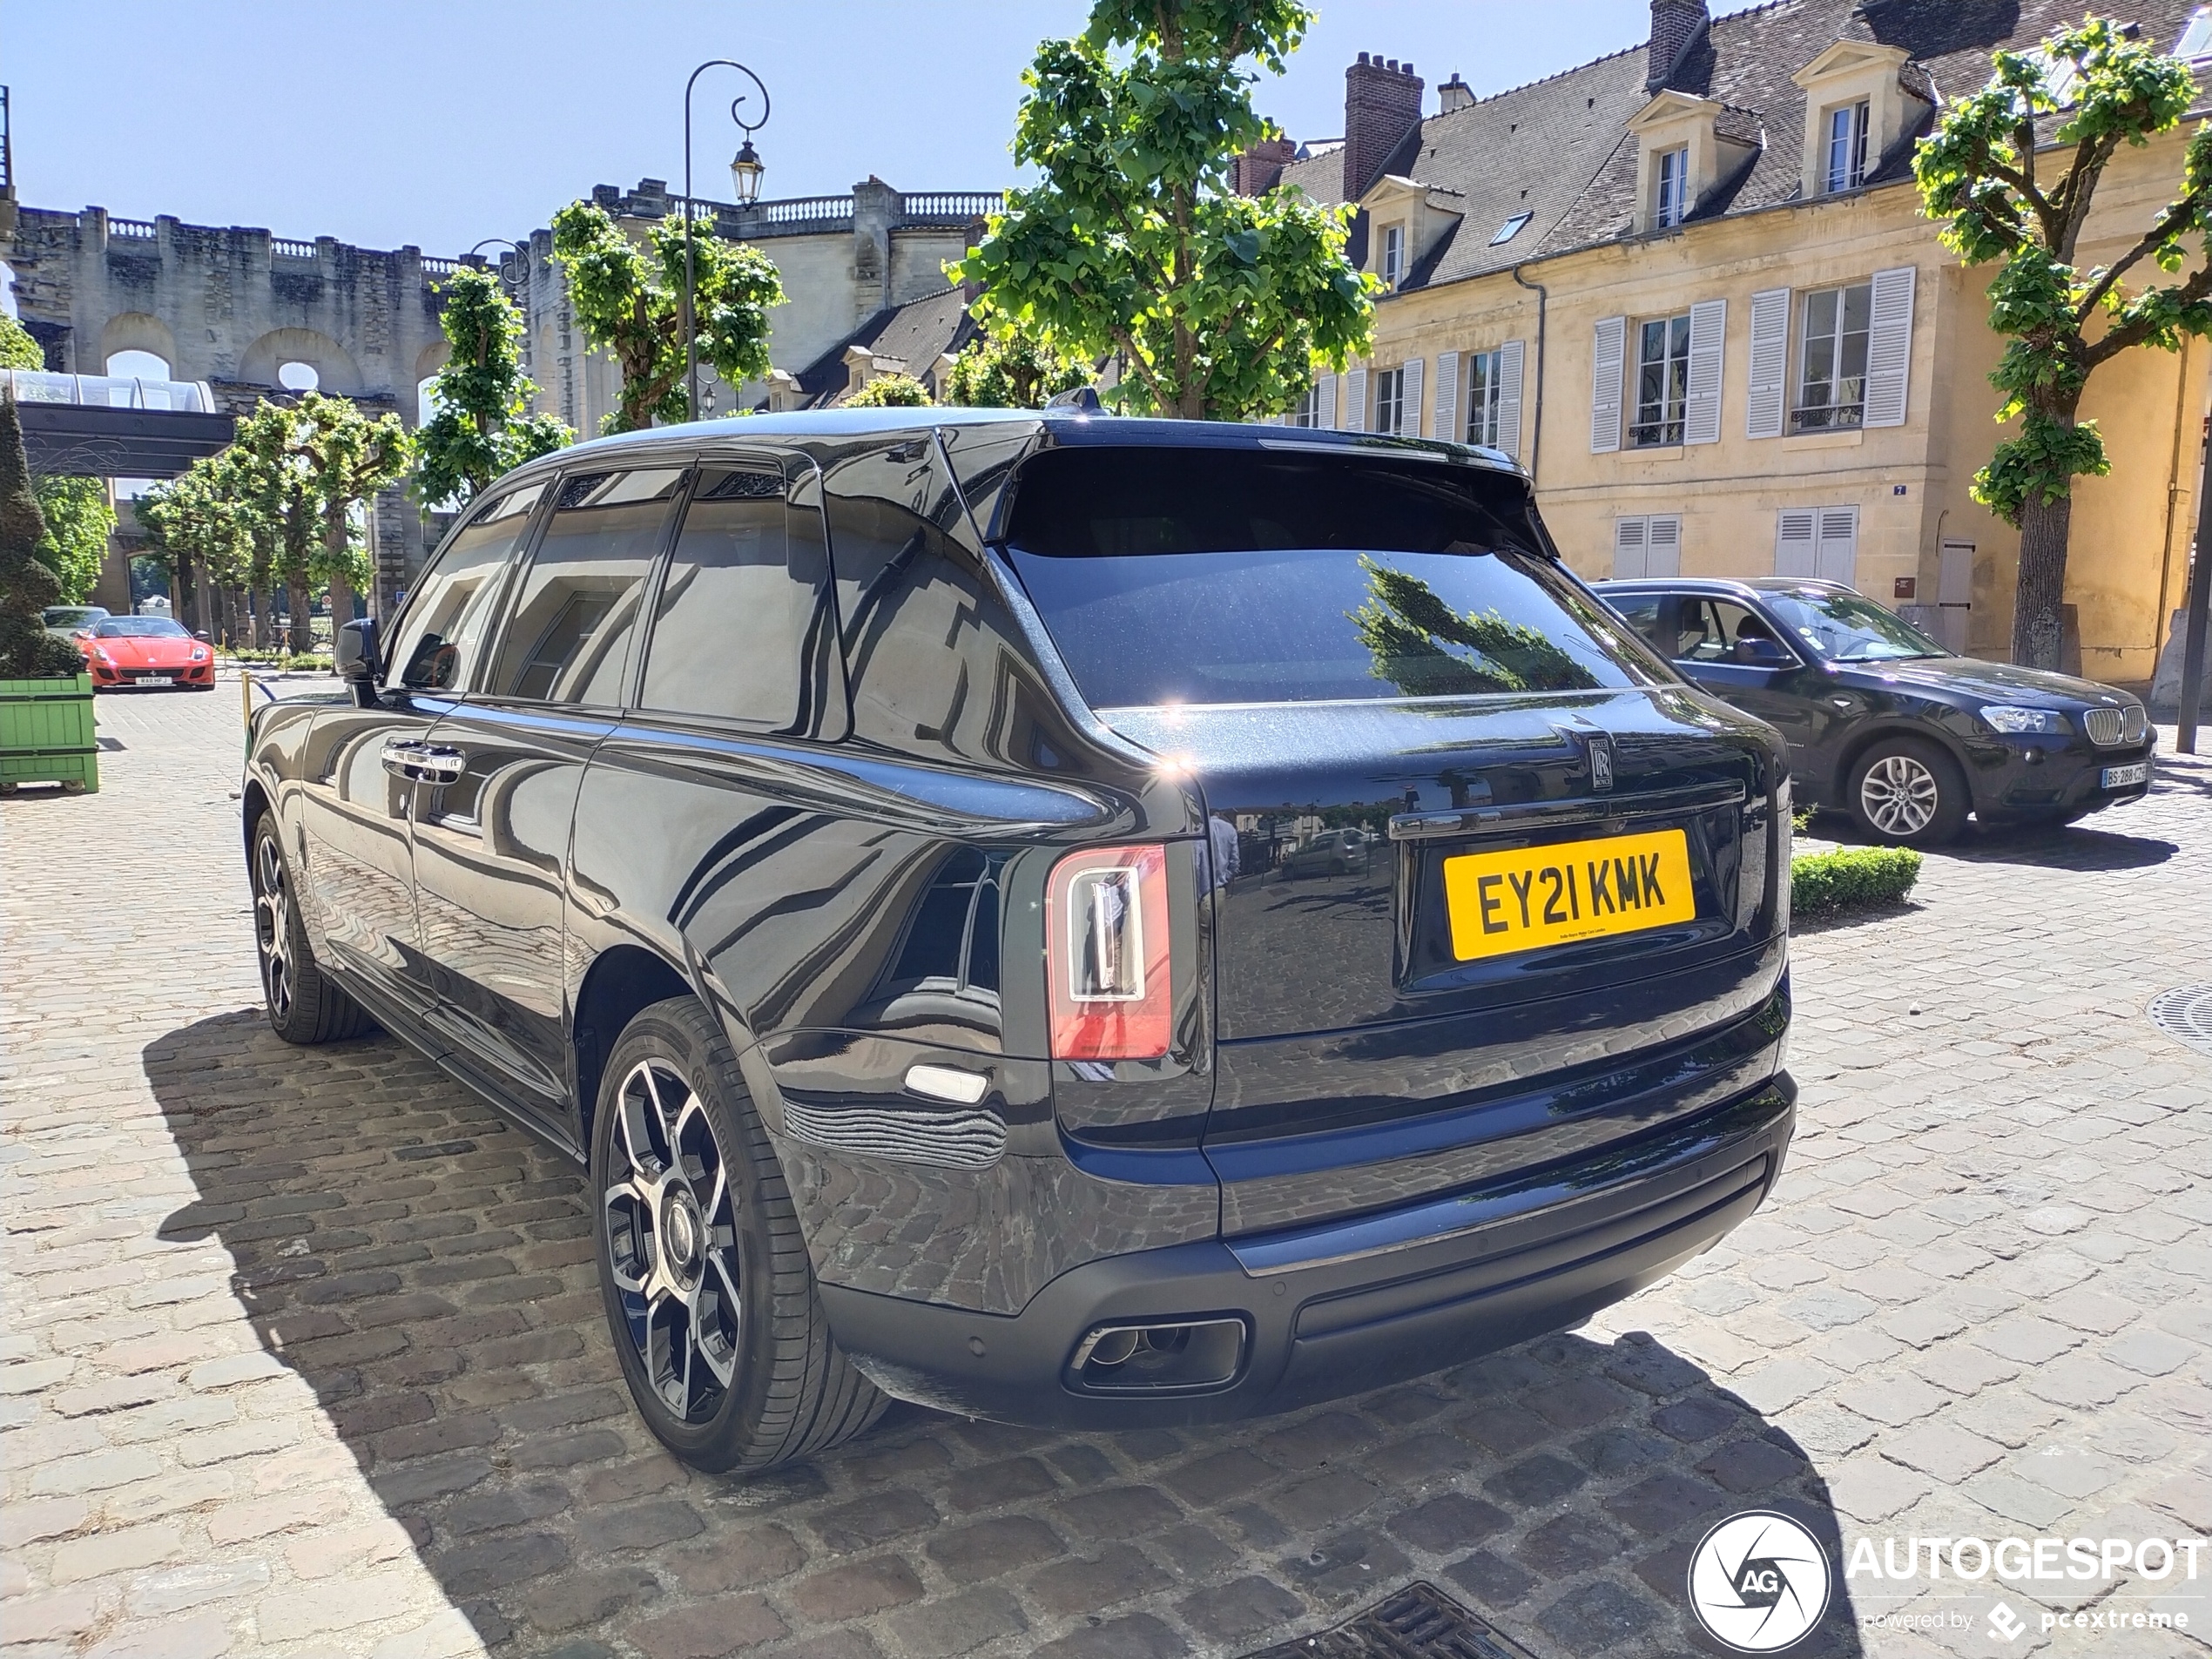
[409,339,451,426]
[236,327,363,395]
[99,311,179,373]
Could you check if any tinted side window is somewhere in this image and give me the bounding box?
[1676,599,1774,662]
[1606,594,1669,653]
[826,442,1069,765]
[638,464,837,732]
[486,468,683,705]
[383,483,543,691]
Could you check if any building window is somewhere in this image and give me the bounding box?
[1631,315,1691,447]
[1489,212,1532,246]
[1655,147,1689,228]
[1795,281,1871,430]
[1289,381,1322,428]
[1372,366,1406,435]
[2177,7,2212,60]
[1381,224,1406,288]
[1825,100,1870,193]
[1467,347,1505,448]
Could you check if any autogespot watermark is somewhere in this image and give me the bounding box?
[1686,1514,2207,1651]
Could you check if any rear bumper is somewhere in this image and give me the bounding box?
[822,1075,1794,1428]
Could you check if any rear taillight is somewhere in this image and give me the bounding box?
[1047,844,1171,1062]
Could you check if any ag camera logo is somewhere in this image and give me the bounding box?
[1688,1510,1833,1651]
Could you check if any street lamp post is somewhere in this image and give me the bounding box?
[684,60,770,423]
[465,237,527,296]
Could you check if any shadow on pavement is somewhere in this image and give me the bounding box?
[146,1008,1864,1658]
[1806,810,2177,871]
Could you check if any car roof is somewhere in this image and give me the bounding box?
[1592,577,1857,599]
[519,408,1526,480]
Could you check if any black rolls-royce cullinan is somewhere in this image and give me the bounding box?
[239,409,1796,1472]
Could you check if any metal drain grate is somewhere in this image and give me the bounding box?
[2148,983,2212,1055]
[1240,1582,1541,1659]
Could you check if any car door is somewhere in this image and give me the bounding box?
[1668,596,1829,775]
[295,482,545,1019]
[407,463,687,1136]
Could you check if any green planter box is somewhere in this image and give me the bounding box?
[0,672,98,793]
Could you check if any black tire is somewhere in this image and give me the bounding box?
[1845,737,1968,847]
[249,810,374,1043]
[590,996,886,1473]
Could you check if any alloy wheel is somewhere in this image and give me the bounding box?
[1858,752,1940,837]
[253,833,295,1024]
[603,1058,742,1421]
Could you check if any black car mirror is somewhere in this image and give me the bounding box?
[193,630,212,644]
[1734,636,1791,667]
[335,617,380,695]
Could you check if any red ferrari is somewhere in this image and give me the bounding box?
[78,616,217,691]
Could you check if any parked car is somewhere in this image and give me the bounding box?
[42,604,110,640]
[240,410,1795,1473]
[1278,826,1369,877]
[78,616,216,691]
[1595,577,2154,846]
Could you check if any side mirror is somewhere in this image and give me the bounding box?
[335,617,379,689]
[1734,636,1791,667]
[193,631,212,644]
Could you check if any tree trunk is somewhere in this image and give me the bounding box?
[330,577,354,632]
[2012,491,2073,670]
[250,584,270,650]
[287,573,313,656]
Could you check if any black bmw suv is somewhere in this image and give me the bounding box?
[1596,577,2155,846]
[241,411,1795,1473]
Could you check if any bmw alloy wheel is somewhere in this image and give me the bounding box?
[1857,752,1940,837]
[602,1058,743,1421]
[253,832,295,1025]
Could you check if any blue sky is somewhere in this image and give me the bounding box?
[8,2,1674,253]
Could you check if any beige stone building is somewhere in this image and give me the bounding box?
[1262,0,2212,680]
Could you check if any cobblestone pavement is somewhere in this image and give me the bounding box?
[3,680,2207,1659]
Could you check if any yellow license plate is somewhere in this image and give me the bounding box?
[1442,827,1696,961]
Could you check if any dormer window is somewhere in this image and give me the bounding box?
[1489,212,1533,246]
[1656,147,1689,228]
[1381,223,1406,287]
[1824,100,1869,193]
[2178,7,2212,59]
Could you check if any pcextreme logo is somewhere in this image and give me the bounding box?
[1687,1510,1833,1652]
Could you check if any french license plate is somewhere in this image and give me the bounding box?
[1443,827,1696,961]
[2101,761,2148,788]
[138,674,172,687]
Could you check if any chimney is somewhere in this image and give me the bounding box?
[1438,74,1474,115]
[1648,0,1709,91]
[1344,51,1425,203]
[1233,136,1299,196]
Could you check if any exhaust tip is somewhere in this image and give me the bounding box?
[1067,1317,1246,1393]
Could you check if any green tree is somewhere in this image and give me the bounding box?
[943,325,1092,408]
[0,313,118,605]
[1916,17,2212,668]
[137,454,256,637]
[1349,557,1598,696]
[843,373,933,408]
[414,266,572,508]
[0,393,83,679]
[229,395,412,652]
[550,201,785,432]
[951,0,1373,421]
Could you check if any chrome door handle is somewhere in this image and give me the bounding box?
[413,746,466,785]
[379,738,427,780]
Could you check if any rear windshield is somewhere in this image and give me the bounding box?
[1001,448,1654,708]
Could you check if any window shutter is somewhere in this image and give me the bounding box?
[1816,506,1859,584]
[1775,509,1817,577]
[1344,368,1369,432]
[1433,350,1460,444]
[1683,299,1726,446]
[1590,316,1625,453]
[1613,516,1648,578]
[1497,339,1526,460]
[1648,514,1682,576]
[1745,287,1791,439]
[1863,266,1916,428]
[1316,374,1338,429]
[1401,357,1424,437]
